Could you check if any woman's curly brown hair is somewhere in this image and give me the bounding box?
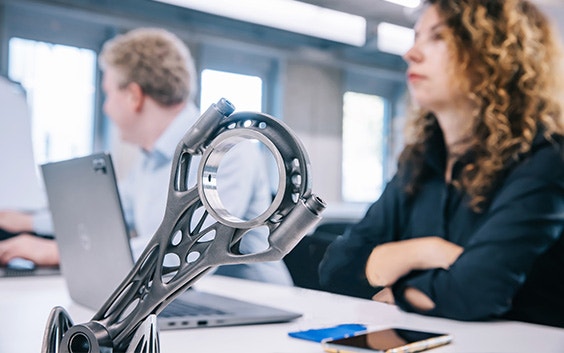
[400,0,564,211]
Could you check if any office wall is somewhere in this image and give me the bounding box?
[283,60,344,204]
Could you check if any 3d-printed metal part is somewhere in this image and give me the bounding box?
[42,98,326,353]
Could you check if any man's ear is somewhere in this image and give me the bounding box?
[126,82,144,112]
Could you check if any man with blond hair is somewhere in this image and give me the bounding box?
[98,27,293,285]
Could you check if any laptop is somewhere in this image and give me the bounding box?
[41,152,301,330]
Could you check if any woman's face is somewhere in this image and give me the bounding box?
[403,5,464,112]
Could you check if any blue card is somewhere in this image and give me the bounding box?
[288,323,367,342]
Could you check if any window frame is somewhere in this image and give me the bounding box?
[197,43,281,117]
[341,67,406,203]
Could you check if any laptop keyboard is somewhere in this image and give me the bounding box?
[2,268,36,277]
[0,266,60,277]
[159,299,227,318]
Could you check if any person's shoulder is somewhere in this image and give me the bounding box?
[518,133,564,180]
[531,133,564,160]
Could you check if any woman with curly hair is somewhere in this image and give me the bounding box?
[319,0,564,327]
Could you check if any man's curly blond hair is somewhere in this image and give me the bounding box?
[401,0,564,211]
[99,27,194,106]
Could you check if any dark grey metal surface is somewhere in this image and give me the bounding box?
[42,98,326,353]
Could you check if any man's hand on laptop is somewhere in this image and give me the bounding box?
[0,210,34,234]
[0,234,59,266]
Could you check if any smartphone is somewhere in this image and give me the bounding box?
[322,327,452,353]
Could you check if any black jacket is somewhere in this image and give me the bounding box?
[319,131,564,327]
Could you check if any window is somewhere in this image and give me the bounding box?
[200,69,263,112]
[342,91,386,203]
[8,37,97,164]
[200,68,280,195]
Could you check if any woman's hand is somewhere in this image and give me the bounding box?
[372,287,395,305]
[404,286,435,311]
[365,236,463,287]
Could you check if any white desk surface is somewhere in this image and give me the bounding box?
[1,274,563,353]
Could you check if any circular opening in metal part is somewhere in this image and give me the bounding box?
[69,333,91,353]
[199,130,285,228]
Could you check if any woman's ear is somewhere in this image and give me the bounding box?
[126,82,145,112]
